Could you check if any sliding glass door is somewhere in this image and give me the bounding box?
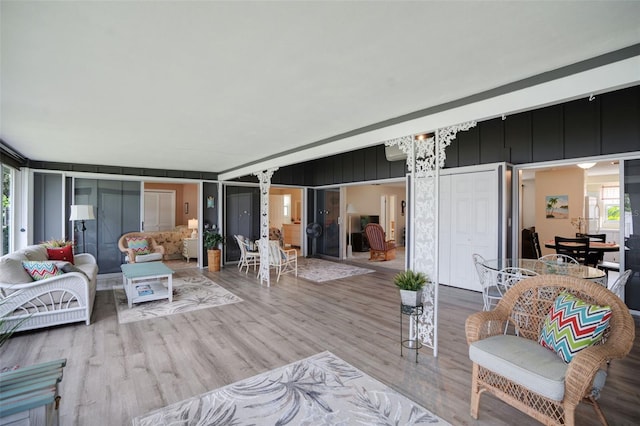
[623,159,640,311]
[315,188,340,258]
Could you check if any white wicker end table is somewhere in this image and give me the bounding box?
[120,262,174,308]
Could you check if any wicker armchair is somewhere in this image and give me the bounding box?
[466,274,634,426]
[118,232,165,263]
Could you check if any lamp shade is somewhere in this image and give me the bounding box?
[188,219,198,229]
[69,205,95,221]
[346,204,357,214]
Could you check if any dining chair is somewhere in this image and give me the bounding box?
[577,233,608,268]
[265,240,298,282]
[609,269,632,299]
[472,253,501,311]
[531,232,542,259]
[554,236,590,265]
[495,267,538,299]
[235,235,259,274]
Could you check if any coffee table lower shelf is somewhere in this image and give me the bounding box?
[121,262,174,308]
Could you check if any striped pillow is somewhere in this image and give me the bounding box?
[22,261,63,281]
[126,237,151,255]
[539,291,611,363]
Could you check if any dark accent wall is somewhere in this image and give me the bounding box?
[447,85,640,168]
[26,160,218,181]
[267,85,640,187]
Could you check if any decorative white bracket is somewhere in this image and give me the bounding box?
[253,167,278,286]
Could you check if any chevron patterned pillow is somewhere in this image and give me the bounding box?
[539,291,612,363]
[22,261,64,281]
[126,237,151,255]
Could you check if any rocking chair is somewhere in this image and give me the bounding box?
[364,223,396,261]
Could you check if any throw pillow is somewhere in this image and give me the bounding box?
[22,261,63,281]
[47,245,74,264]
[539,291,612,363]
[0,255,33,284]
[126,237,151,255]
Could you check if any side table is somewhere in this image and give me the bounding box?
[400,303,423,363]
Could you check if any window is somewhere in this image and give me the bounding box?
[601,185,620,229]
[1,165,14,255]
[283,194,291,218]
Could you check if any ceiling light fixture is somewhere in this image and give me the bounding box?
[414,133,433,141]
[577,162,596,169]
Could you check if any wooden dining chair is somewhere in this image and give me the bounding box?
[577,233,607,267]
[554,236,590,266]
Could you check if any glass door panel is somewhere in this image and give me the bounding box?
[623,159,640,310]
[315,188,340,257]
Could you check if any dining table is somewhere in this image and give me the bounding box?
[543,240,620,252]
[481,258,607,286]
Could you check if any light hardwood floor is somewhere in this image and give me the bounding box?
[1,261,638,425]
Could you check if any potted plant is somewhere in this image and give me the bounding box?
[394,269,428,306]
[204,231,225,272]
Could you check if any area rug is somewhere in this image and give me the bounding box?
[132,351,450,425]
[114,273,242,324]
[296,258,374,282]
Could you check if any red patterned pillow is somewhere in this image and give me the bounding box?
[47,245,74,264]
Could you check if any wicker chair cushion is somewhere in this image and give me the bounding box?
[131,252,163,263]
[539,291,612,363]
[469,335,567,401]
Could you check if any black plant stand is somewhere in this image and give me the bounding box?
[400,303,423,363]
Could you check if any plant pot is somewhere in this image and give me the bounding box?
[399,289,423,307]
[207,249,221,272]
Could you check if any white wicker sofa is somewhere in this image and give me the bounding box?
[0,244,98,332]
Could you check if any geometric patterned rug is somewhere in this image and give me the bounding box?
[132,351,450,425]
[296,258,375,283]
[113,273,242,324]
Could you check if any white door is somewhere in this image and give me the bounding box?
[269,195,286,229]
[440,170,499,291]
[144,191,175,231]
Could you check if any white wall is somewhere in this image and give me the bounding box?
[346,183,407,245]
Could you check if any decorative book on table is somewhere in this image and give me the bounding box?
[136,284,154,296]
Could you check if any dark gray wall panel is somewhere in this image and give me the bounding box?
[456,126,481,166]
[479,119,505,163]
[601,86,640,155]
[531,105,563,162]
[505,112,532,164]
[564,97,600,158]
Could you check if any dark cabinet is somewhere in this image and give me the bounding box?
[352,232,369,252]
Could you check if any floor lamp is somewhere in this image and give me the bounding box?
[346,203,357,258]
[69,205,95,253]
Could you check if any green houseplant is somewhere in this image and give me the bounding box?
[204,231,225,272]
[394,269,429,306]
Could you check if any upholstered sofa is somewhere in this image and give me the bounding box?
[118,227,192,262]
[0,244,98,332]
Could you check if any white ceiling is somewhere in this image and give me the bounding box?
[2,1,640,178]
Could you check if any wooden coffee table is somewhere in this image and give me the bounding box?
[120,262,174,308]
